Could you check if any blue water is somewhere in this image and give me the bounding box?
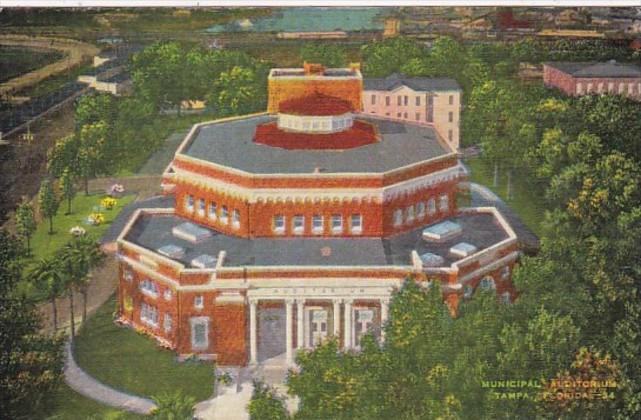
[206,7,386,33]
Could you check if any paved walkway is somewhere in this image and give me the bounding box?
[64,341,157,415]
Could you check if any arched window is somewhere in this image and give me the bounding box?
[463,285,473,299]
[479,276,496,291]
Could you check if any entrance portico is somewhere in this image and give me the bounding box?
[247,286,392,366]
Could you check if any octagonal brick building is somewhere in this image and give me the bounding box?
[116,64,520,366]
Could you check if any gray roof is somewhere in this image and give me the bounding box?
[179,115,450,174]
[363,73,461,92]
[385,212,509,266]
[123,211,510,268]
[545,61,641,78]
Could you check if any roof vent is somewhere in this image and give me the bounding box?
[172,222,212,243]
[320,246,332,257]
[157,244,185,259]
[191,254,217,269]
[422,220,462,242]
[420,252,445,267]
[449,242,478,258]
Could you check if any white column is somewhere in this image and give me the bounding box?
[333,299,341,337]
[296,299,305,350]
[285,299,294,366]
[344,299,353,350]
[249,299,257,365]
[380,298,389,343]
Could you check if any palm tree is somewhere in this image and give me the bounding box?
[151,392,196,420]
[58,249,78,338]
[63,237,105,324]
[30,258,65,331]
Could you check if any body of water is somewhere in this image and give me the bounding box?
[207,7,387,33]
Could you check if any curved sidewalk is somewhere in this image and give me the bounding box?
[64,341,157,415]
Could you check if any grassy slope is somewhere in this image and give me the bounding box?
[73,296,215,402]
[464,157,546,237]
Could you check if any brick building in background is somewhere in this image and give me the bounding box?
[543,60,641,100]
[362,73,462,151]
[116,64,520,367]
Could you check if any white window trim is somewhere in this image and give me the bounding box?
[220,206,229,225]
[312,215,324,234]
[405,206,415,224]
[292,215,305,235]
[273,215,285,234]
[163,289,172,301]
[190,316,209,351]
[164,313,172,333]
[208,203,217,220]
[140,302,159,328]
[197,199,205,217]
[194,295,204,310]
[439,194,449,212]
[185,195,194,212]
[350,214,363,234]
[232,210,241,230]
[124,270,133,282]
[428,199,436,215]
[393,209,403,227]
[139,279,158,299]
[331,215,343,234]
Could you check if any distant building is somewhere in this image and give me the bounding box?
[543,60,641,99]
[362,73,462,151]
[384,18,400,37]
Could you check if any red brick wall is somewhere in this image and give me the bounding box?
[543,65,575,95]
[213,303,247,365]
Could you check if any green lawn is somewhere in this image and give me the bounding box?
[43,383,145,420]
[73,296,215,402]
[19,193,135,300]
[464,157,546,237]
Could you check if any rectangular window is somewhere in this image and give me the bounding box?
[415,112,421,121]
[208,202,217,220]
[292,215,305,234]
[371,94,376,105]
[618,83,625,94]
[124,269,133,282]
[404,95,408,106]
[232,209,240,229]
[448,130,453,142]
[164,314,172,333]
[190,317,209,350]
[397,96,402,106]
[141,302,158,327]
[194,295,204,309]
[312,215,323,234]
[448,111,453,123]
[405,206,415,223]
[628,83,634,94]
[164,288,172,301]
[608,82,614,92]
[397,112,401,118]
[139,279,158,298]
[416,202,426,218]
[428,198,436,214]
[415,96,421,106]
[350,214,362,234]
[576,83,583,94]
[426,96,434,122]
[597,82,604,93]
[587,83,593,92]
[273,215,285,233]
[439,194,449,211]
[403,112,408,119]
[393,209,403,226]
[449,95,454,105]
[385,96,390,106]
[198,198,205,216]
[220,206,229,224]
[331,214,343,234]
[185,194,194,212]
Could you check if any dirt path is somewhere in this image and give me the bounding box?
[0,35,99,97]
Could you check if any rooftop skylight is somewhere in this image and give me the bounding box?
[172,222,212,243]
[422,220,462,242]
[157,244,185,259]
[191,254,217,269]
[449,242,478,258]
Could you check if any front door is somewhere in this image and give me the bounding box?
[354,308,374,349]
[310,309,328,346]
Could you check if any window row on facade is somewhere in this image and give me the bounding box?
[576,81,641,95]
[369,93,455,107]
[272,213,363,235]
[392,194,449,227]
[184,194,241,230]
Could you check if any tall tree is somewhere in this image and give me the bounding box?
[361,36,425,77]
[0,230,64,419]
[31,258,65,331]
[47,135,78,179]
[209,66,264,117]
[37,179,58,235]
[59,167,75,215]
[15,197,36,255]
[63,237,104,324]
[77,122,108,195]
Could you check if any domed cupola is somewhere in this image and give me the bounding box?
[277,92,354,134]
